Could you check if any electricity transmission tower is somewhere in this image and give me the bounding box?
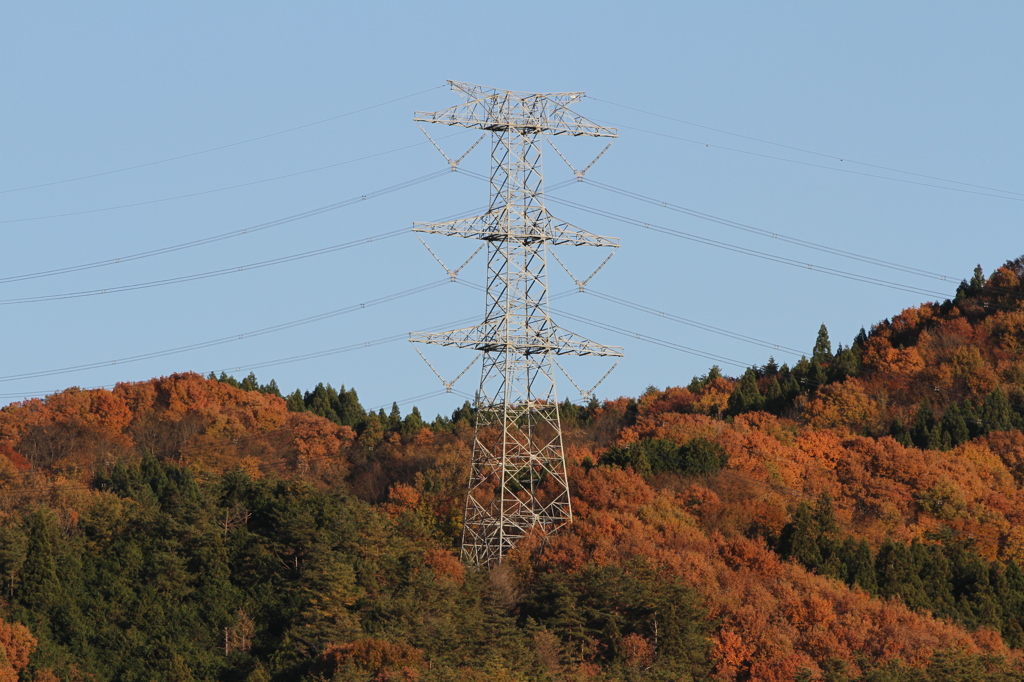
[411,81,622,566]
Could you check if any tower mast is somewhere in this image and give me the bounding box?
[412,81,621,565]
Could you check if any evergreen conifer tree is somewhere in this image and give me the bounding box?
[401,406,426,439]
[778,502,823,571]
[240,372,259,392]
[726,368,764,416]
[335,386,365,427]
[841,538,877,592]
[261,379,282,397]
[981,387,1014,432]
[305,383,341,423]
[764,376,784,414]
[828,344,861,382]
[941,403,971,447]
[812,324,833,365]
[285,389,305,412]
[387,402,402,430]
[911,399,936,449]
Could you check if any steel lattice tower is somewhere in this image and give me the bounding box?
[411,81,622,566]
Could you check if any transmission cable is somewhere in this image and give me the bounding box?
[1,84,447,195]
[0,279,452,382]
[213,333,410,376]
[365,389,456,414]
[0,169,450,284]
[583,289,808,357]
[2,132,466,224]
[0,309,484,401]
[0,229,409,306]
[210,311,484,377]
[584,178,959,283]
[450,278,747,366]
[545,195,954,300]
[551,307,751,369]
[587,96,1023,199]
[586,114,1021,203]
[458,167,958,292]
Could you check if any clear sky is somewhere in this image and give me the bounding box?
[2,3,1021,418]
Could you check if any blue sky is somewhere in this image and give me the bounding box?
[1,3,1021,417]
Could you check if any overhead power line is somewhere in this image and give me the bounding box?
[0,310,486,402]
[0,279,452,382]
[552,307,751,369]
[457,167,959,295]
[364,389,458,414]
[454,278,746,368]
[545,194,955,300]
[212,333,410,376]
[208,311,484,377]
[1,84,448,196]
[2,133,466,225]
[0,169,450,285]
[584,178,959,283]
[584,289,809,357]
[0,385,114,401]
[0,229,407,305]
[587,98,1022,202]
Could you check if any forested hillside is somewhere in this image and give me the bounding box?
[3,258,1024,680]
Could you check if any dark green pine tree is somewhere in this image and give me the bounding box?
[387,402,402,430]
[913,541,955,618]
[948,543,1002,630]
[304,383,341,423]
[968,264,987,295]
[792,356,823,392]
[940,402,971,448]
[840,538,877,592]
[813,495,845,580]
[828,343,861,383]
[764,376,785,414]
[334,385,365,427]
[911,399,937,449]
[781,367,801,401]
[853,327,868,349]
[726,367,764,416]
[451,400,474,425]
[778,502,822,571]
[980,386,1015,432]
[400,406,426,439]
[890,416,913,447]
[812,323,833,366]
[677,437,728,476]
[240,372,260,392]
[0,522,27,602]
[689,365,724,392]
[924,648,988,682]
[999,561,1024,647]
[285,389,305,412]
[15,507,63,620]
[875,539,931,611]
[260,378,282,397]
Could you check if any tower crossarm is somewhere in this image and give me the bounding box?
[411,324,623,357]
[413,210,619,248]
[414,81,618,138]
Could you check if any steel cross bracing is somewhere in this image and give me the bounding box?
[410,81,622,566]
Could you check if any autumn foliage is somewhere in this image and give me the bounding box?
[3,259,1024,679]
